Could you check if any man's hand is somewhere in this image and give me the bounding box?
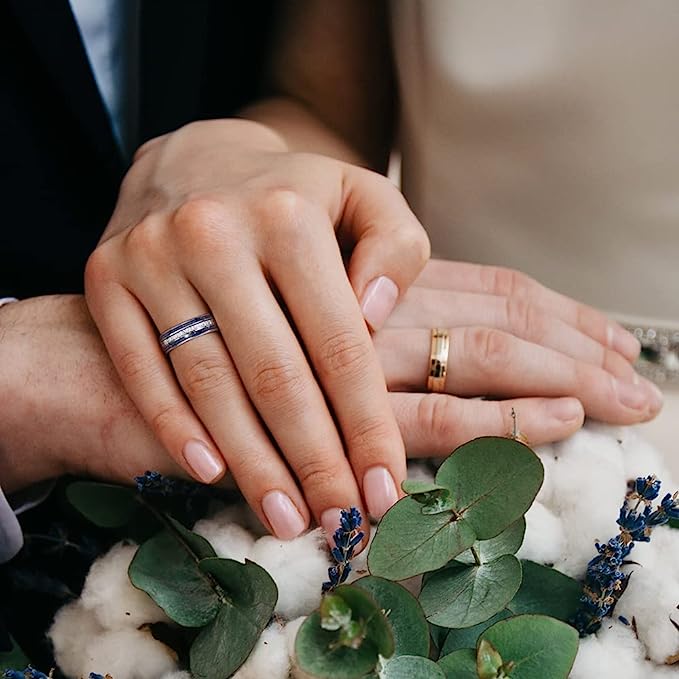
[376,260,660,455]
[0,296,183,494]
[85,118,430,540]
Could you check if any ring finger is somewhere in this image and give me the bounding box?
[374,327,663,424]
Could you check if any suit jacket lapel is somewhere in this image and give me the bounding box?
[7,0,125,176]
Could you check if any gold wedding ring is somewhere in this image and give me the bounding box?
[427,328,450,393]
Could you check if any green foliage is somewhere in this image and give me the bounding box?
[66,481,138,527]
[295,585,394,679]
[354,576,430,657]
[508,561,581,622]
[128,516,277,678]
[419,555,522,628]
[437,649,478,678]
[456,519,526,566]
[369,438,542,581]
[439,610,512,656]
[378,654,446,678]
[0,636,29,672]
[190,559,278,679]
[479,614,579,678]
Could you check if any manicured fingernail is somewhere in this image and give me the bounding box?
[262,490,306,540]
[609,323,641,360]
[320,507,343,541]
[183,439,224,483]
[547,398,583,423]
[360,276,399,331]
[643,379,664,412]
[363,466,398,519]
[614,377,648,410]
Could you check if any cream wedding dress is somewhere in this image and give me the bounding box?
[391,0,678,472]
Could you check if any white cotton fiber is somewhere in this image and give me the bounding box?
[49,601,105,679]
[192,513,255,562]
[232,621,289,679]
[615,526,679,664]
[160,673,192,679]
[79,543,170,630]
[516,501,565,565]
[76,627,177,679]
[404,461,436,485]
[570,620,647,679]
[248,529,330,620]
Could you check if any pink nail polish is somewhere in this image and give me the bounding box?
[614,378,648,411]
[360,276,399,331]
[320,507,343,540]
[183,439,224,483]
[262,490,306,540]
[363,466,398,519]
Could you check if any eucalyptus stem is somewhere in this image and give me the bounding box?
[471,545,482,566]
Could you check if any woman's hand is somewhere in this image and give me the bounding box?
[374,260,660,455]
[84,118,430,539]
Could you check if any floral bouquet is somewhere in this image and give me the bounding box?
[2,423,678,678]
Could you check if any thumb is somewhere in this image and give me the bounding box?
[339,164,431,330]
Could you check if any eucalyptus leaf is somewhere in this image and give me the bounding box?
[480,614,579,679]
[435,437,543,539]
[419,555,522,628]
[439,609,512,656]
[401,480,449,495]
[128,519,219,627]
[295,585,394,679]
[669,518,679,530]
[476,639,504,679]
[0,635,29,672]
[508,561,581,622]
[457,519,525,566]
[437,649,478,678]
[321,594,354,631]
[189,558,278,679]
[295,612,380,679]
[354,576,430,657]
[66,481,138,528]
[368,497,476,581]
[378,655,445,678]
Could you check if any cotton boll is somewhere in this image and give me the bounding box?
[232,621,289,679]
[532,443,556,505]
[207,503,268,537]
[516,501,565,565]
[49,601,105,679]
[284,616,306,662]
[249,529,331,620]
[75,627,177,679]
[160,673,192,679]
[192,516,255,562]
[571,620,649,679]
[619,427,677,492]
[405,461,436,485]
[79,543,169,630]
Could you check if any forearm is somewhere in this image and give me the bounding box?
[241,0,395,172]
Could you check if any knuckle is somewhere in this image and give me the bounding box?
[183,355,234,401]
[250,357,306,405]
[344,414,394,455]
[124,215,166,261]
[294,455,338,491]
[467,327,512,374]
[318,329,371,380]
[416,393,456,442]
[481,265,530,299]
[506,297,542,340]
[116,347,160,385]
[171,198,227,246]
[149,402,184,438]
[84,243,116,289]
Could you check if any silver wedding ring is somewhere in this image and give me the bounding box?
[159,313,218,355]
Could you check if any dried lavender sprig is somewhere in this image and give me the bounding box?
[134,470,205,497]
[573,475,679,636]
[322,507,364,592]
[3,668,52,679]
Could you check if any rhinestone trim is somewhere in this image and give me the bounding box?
[624,323,679,385]
[159,314,218,355]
